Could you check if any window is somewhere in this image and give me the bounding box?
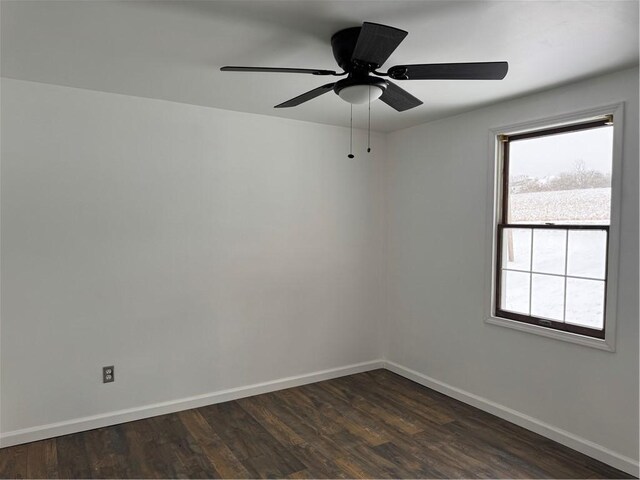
[494,115,615,340]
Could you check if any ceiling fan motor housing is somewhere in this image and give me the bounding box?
[331,26,388,104]
[331,27,365,72]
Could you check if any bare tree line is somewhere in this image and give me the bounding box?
[510,160,611,194]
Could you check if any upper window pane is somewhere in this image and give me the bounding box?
[507,126,613,225]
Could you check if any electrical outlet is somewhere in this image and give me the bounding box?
[103,366,115,383]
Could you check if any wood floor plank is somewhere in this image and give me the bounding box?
[101,426,130,478]
[198,401,305,478]
[287,442,350,479]
[372,440,446,479]
[55,433,92,479]
[299,382,391,446]
[357,371,456,425]
[451,414,596,478]
[0,443,27,479]
[237,395,350,478]
[0,369,633,479]
[338,442,410,478]
[377,431,473,479]
[315,376,457,449]
[84,427,131,479]
[119,418,175,478]
[427,437,512,478]
[370,369,482,419]
[285,469,313,479]
[447,425,548,478]
[149,412,220,479]
[271,388,344,436]
[236,395,306,447]
[240,390,349,462]
[338,374,446,434]
[24,441,47,480]
[178,410,250,479]
[25,439,58,479]
[333,454,381,479]
[240,391,324,445]
[321,375,425,435]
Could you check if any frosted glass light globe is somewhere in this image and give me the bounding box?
[338,84,383,104]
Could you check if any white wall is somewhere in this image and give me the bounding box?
[0,78,386,433]
[386,67,639,463]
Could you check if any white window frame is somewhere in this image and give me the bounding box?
[484,102,624,351]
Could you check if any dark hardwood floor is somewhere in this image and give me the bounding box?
[0,369,634,479]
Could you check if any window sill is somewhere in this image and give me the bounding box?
[485,316,615,351]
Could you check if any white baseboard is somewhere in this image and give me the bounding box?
[384,360,640,477]
[0,359,384,448]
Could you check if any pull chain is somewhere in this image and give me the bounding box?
[348,104,354,158]
[367,85,371,153]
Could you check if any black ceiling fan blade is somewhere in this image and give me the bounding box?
[274,83,336,108]
[380,81,423,112]
[388,62,509,80]
[221,66,338,76]
[351,22,408,68]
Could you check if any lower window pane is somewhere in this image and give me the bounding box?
[532,229,566,275]
[531,274,565,321]
[567,230,607,279]
[565,278,605,329]
[501,270,530,315]
[502,228,532,271]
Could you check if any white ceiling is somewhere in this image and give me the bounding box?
[1,0,638,132]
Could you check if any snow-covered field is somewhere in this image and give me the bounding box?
[510,187,611,224]
[501,188,609,329]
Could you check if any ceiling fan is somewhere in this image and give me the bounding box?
[221,22,509,112]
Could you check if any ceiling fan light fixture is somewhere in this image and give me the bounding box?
[337,84,383,105]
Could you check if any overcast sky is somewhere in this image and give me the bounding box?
[509,126,613,178]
